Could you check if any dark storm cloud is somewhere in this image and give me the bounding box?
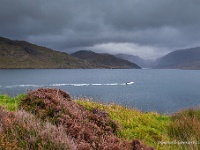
[0,0,73,38]
[1,0,200,59]
[104,0,200,29]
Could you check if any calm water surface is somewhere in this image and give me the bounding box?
[0,69,200,114]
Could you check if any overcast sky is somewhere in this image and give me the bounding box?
[1,0,200,59]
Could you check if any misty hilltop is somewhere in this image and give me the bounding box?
[155,47,200,70]
[71,50,141,69]
[115,54,156,68]
[115,47,200,70]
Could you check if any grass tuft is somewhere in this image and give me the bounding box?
[0,94,25,111]
[167,108,200,150]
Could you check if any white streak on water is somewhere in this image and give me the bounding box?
[2,82,134,89]
[5,84,43,88]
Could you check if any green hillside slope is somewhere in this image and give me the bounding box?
[0,37,90,69]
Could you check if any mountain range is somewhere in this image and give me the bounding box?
[0,37,140,69]
[1,36,200,70]
[116,47,200,70]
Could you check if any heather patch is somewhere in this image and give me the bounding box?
[0,107,76,150]
[19,88,154,150]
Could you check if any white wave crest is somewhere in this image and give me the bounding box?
[5,84,43,88]
[4,82,134,89]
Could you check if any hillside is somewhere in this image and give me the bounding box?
[0,37,91,69]
[155,47,200,69]
[71,50,141,69]
[115,54,156,68]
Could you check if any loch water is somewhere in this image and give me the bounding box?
[0,69,200,114]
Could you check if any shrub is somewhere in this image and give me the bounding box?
[19,88,155,150]
[0,106,76,150]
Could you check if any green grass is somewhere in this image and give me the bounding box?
[167,108,200,150]
[0,94,25,111]
[75,99,170,149]
[75,99,200,150]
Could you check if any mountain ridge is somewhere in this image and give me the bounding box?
[71,50,141,69]
[0,36,92,69]
[0,37,141,69]
[154,47,200,69]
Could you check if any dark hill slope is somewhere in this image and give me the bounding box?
[71,50,141,69]
[155,47,200,69]
[0,37,90,69]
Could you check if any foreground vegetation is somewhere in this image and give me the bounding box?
[0,88,200,149]
[76,99,170,149]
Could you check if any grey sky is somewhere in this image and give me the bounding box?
[1,0,200,59]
